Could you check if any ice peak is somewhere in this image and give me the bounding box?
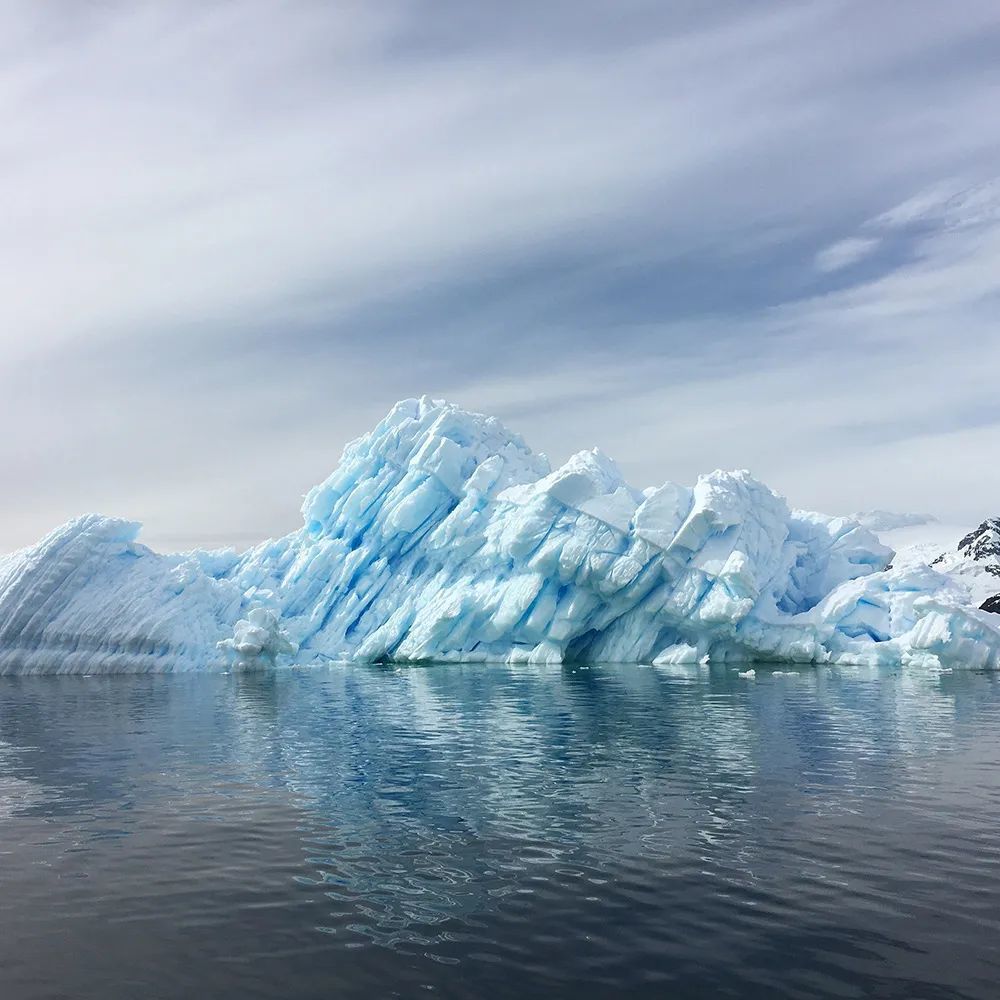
[300,397,549,533]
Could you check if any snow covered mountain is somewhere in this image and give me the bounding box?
[931,519,1000,614]
[957,519,1000,568]
[850,510,937,533]
[1,397,998,673]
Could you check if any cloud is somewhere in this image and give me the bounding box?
[2,1,1000,551]
[814,236,881,273]
[874,179,1000,231]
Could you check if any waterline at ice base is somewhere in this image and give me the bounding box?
[1,397,998,674]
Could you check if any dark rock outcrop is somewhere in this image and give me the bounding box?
[958,518,1000,566]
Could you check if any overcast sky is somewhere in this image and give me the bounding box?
[2,0,999,552]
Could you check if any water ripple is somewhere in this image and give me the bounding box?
[0,664,998,998]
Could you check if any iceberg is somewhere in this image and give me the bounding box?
[1,397,998,673]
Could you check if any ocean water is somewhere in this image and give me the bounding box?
[1,663,999,999]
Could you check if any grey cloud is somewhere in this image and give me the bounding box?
[2,1,1000,551]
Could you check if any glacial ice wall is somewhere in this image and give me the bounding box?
[1,397,998,673]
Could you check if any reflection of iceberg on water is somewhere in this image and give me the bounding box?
[1,397,998,673]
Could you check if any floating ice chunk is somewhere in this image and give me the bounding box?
[218,607,297,669]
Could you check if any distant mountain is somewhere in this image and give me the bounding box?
[932,518,1000,614]
[850,510,938,533]
[957,519,1000,567]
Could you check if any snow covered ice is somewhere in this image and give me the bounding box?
[1,397,998,673]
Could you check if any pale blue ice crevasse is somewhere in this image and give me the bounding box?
[0,397,998,673]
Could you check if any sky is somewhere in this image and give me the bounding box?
[2,0,999,553]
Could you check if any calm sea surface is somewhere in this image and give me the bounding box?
[1,663,999,999]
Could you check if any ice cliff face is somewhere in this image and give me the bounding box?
[1,397,998,673]
[0,516,243,672]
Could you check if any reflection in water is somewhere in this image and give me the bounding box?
[0,664,999,998]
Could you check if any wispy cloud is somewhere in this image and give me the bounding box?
[815,237,881,273]
[1,1,1000,550]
